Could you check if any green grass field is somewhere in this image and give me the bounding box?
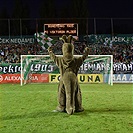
[0,83,132,133]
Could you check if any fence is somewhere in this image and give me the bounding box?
[0,18,133,37]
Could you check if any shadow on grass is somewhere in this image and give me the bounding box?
[1,110,66,120]
[1,106,132,120]
[79,107,133,115]
[73,106,133,117]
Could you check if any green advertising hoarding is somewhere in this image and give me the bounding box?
[0,36,35,44]
[84,34,133,45]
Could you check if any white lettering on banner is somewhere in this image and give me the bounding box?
[121,37,126,42]
[116,75,121,81]
[80,63,110,71]
[127,64,132,71]
[0,65,21,74]
[0,75,3,82]
[84,63,88,71]
[4,76,21,81]
[96,64,100,70]
[0,63,132,74]
[15,66,21,72]
[6,39,9,43]
[0,38,9,43]
[113,74,133,82]
[40,65,47,71]
[3,67,8,73]
[113,63,133,72]
[30,64,53,72]
[118,64,122,71]
[47,65,54,72]
[18,39,22,44]
[129,75,133,81]
[8,65,14,73]
[0,37,34,44]
[122,75,127,81]
[33,64,42,71]
[123,64,127,71]
[29,75,38,80]
[105,37,127,43]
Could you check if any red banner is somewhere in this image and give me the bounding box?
[27,74,49,83]
[0,74,49,84]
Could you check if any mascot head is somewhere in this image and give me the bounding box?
[60,35,75,60]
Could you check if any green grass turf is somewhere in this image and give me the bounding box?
[0,83,132,133]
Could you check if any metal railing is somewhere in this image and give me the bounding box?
[0,18,133,37]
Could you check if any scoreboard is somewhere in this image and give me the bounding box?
[44,23,78,36]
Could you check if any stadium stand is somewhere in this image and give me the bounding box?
[0,42,133,64]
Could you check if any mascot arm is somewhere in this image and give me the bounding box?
[48,46,60,66]
[79,47,90,65]
[48,46,55,60]
[76,47,90,67]
[82,47,90,60]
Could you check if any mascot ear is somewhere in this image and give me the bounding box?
[67,35,73,43]
[60,35,67,43]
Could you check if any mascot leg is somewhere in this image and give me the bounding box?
[63,72,77,115]
[75,84,84,112]
[56,80,66,112]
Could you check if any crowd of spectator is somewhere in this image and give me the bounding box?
[0,43,44,63]
[89,43,133,63]
[0,41,133,64]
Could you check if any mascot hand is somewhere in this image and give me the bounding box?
[48,46,52,52]
[84,47,90,54]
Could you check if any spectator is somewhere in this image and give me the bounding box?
[0,42,133,64]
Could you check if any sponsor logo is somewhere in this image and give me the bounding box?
[49,74,103,83]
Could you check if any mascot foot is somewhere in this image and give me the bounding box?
[56,106,65,112]
[66,108,75,115]
[75,107,84,112]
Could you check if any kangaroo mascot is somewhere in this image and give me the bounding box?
[48,35,89,115]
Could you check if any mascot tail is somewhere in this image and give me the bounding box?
[63,71,77,115]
